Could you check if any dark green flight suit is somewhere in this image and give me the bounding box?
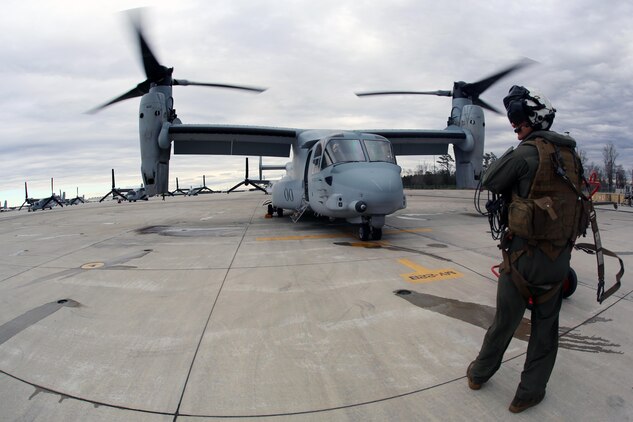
[469,129,578,401]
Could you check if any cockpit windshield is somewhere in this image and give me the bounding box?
[363,139,395,163]
[324,139,366,166]
[322,138,396,167]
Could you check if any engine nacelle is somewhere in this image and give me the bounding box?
[139,92,171,196]
[453,104,485,189]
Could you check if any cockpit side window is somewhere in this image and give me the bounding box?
[363,139,395,164]
[311,143,323,174]
[324,139,366,167]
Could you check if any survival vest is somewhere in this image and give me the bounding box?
[507,137,587,247]
[497,136,622,304]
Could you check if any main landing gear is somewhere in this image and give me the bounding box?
[266,203,284,218]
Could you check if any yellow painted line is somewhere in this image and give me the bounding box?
[257,227,432,241]
[398,258,464,283]
[387,228,432,234]
[256,233,357,241]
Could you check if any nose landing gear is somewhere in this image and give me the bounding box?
[358,222,383,241]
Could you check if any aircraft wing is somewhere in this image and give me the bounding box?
[170,124,298,157]
[360,129,467,156]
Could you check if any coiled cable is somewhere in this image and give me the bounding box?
[474,178,507,240]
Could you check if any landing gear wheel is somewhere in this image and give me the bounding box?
[276,208,284,217]
[359,224,370,241]
[562,268,578,299]
[370,227,382,240]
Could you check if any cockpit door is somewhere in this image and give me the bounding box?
[303,149,312,200]
[305,142,325,202]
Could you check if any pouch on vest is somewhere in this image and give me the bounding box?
[508,194,577,240]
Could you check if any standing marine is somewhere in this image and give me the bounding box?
[467,85,587,413]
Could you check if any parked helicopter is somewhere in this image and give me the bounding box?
[19,179,65,212]
[227,157,271,194]
[126,186,149,202]
[186,175,216,196]
[91,11,530,240]
[65,187,86,206]
[0,200,12,212]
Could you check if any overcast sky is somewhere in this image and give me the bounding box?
[1,0,632,206]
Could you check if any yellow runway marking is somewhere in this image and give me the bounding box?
[256,227,432,241]
[256,233,356,241]
[391,228,433,234]
[398,258,464,283]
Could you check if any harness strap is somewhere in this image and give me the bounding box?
[574,201,623,303]
[540,146,623,303]
[500,244,563,305]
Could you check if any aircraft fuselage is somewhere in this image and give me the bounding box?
[270,131,405,239]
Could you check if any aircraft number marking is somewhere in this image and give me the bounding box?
[284,188,294,202]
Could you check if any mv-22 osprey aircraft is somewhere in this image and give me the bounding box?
[19,179,65,212]
[91,12,530,240]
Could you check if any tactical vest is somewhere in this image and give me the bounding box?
[507,137,586,245]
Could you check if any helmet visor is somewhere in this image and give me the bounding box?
[506,101,529,125]
[503,85,530,125]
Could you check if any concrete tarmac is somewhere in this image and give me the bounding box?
[0,190,631,421]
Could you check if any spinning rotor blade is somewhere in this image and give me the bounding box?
[474,98,500,114]
[87,81,151,114]
[89,9,266,113]
[459,59,535,113]
[128,11,165,81]
[355,90,452,97]
[356,59,534,114]
[173,79,266,93]
[463,59,534,99]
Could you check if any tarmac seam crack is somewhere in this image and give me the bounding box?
[170,201,260,422]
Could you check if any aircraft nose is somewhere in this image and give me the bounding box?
[331,163,403,213]
[343,164,401,192]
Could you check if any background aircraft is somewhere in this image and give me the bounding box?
[0,200,13,212]
[227,157,270,194]
[92,11,527,240]
[186,175,215,196]
[170,177,189,196]
[65,187,86,206]
[99,169,131,202]
[126,186,148,202]
[19,179,64,212]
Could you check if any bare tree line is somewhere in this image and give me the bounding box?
[402,143,630,192]
[583,142,629,192]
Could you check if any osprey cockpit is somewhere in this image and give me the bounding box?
[306,132,405,240]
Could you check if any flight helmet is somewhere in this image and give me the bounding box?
[503,85,556,130]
